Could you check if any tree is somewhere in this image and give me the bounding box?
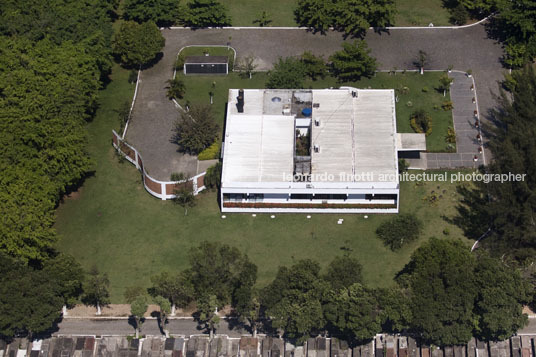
[42,254,85,311]
[415,50,428,74]
[197,294,220,339]
[333,0,395,38]
[438,73,454,96]
[82,266,110,315]
[233,287,262,337]
[173,105,219,154]
[154,296,172,337]
[0,253,67,338]
[375,287,412,333]
[294,0,334,34]
[236,55,258,79]
[266,57,307,89]
[116,101,131,133]
[112,21,165,68]
[182,0,231,27]
[473,255,531,340]
[261,259,328,343]
[173,185,196,215]
[449,3,469,25]
[324,283,381,343]
[454,66,536,261]
[188,241,257,305]
[166,78,186,100]
[375,214,423,251]
[253,11,272,27]
[294,0,394,37]
[329,41,377,82]
[130,295,148,338]
[149,271,195,315]
[123,0,179,26]
[300,51,326,80]
[323,255,363,291]
[397,238,476,346]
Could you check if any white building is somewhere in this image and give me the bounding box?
[220,88,425,213]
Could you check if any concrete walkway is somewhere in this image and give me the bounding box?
[425,71,484,169]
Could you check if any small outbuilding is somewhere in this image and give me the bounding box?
[183,55,228,75]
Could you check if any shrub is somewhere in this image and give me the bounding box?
[376,213,423,250]
[421,86,429,93]
[442,101,454,110]
[204,162,222,190]
[410,109,432,136]
[166,77,186,100]
[198,141,220,160]
[398,158,410,173]
[446,127,456,143]
[175,53,186,71]
[128,70,138,83]
[170,172,186,182]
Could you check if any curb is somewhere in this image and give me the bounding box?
[165,15,491,31]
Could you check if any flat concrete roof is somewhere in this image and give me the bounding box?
[222,88,399,187]
[397,133,427,151]
[222,90,294,183]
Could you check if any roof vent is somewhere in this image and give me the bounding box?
[313,103,320,108]
[313,145,320,153]
[314,118,320,127]
[352,91,358,98]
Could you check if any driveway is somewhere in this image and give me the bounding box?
[125,24,504,180]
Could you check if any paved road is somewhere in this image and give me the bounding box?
[54,318,244,337]
[125,25,504,179]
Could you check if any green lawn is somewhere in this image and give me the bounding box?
[55,66,470,302]
[394,0,452,26]
[211,0,451,27]
[180,71,454,152]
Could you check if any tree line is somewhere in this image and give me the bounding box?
[122,241,529,346]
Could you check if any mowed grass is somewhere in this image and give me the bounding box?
[394,0,452,26]
[180,71,454,152]
[195,0,451,27]
[56,65,470,302]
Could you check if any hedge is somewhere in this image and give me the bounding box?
[198,141,220,160]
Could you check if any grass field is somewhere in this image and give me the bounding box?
[180,71,454,152]
[55,65,470,302]
[212,0,452,27]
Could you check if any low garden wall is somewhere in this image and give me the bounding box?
[112,130,205,200]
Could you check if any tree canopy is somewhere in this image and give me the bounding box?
[324,283,381,343]
[262,259,328,343]
[112,21,165,68]
[329,41,377,82]
[182,0,231,27]
[187,241,257,306]
[123,0,179,27]
[455,66,536,261]
[0,252,84,338]
[174,105,219,154]
[266,57,307,89]
[294,0,395,38]
[398,238,477,346]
